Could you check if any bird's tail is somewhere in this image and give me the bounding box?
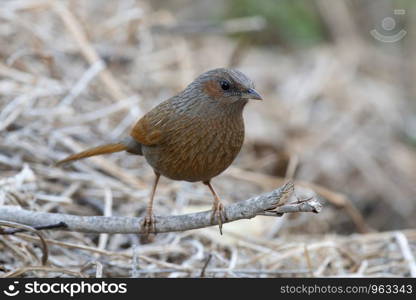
[55,143,128,166]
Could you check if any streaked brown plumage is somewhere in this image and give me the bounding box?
[56,68,262,234]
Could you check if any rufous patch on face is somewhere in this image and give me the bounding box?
[203,80,223,99]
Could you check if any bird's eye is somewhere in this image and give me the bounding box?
[220,80,230,91]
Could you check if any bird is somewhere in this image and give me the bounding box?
[56,68,262,235]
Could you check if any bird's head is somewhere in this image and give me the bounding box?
[188,68,262,106]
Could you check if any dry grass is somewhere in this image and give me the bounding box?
[0,0,416,277]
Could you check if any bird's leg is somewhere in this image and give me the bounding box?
[204,181,227,235]
[142,172,160,235]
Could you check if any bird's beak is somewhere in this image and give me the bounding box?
[242,88,263,100]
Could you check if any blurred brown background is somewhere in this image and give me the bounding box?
[152,0,416,233]
[1,0,416,277]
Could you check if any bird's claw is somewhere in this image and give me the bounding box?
[210,202,227,235]
[142,214,156,235]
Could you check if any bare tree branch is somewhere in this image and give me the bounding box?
[0,182,322,234]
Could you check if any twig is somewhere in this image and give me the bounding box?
[80,261,103,278]
[97,188,113,251]
[60,60,105,106]
[304,244,314,277]
[227,167,371,233]
[394,231,416,277]
[132,268,311,276]
[0,221,49,265]
[52,2,127,101]
[0,222,67,234]
[200,254,212,278]
[259,197,321,216]
[0,182,321,234]
[2,266,85,278]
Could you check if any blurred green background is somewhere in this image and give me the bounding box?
[153,0,415,48]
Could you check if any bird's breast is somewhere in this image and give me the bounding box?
[143,114,245,182]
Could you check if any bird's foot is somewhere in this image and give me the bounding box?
[210,202,227,235]
[141,213,156,235]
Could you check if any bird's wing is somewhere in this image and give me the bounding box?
[129,100,172,146]
[130,115,162,146]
